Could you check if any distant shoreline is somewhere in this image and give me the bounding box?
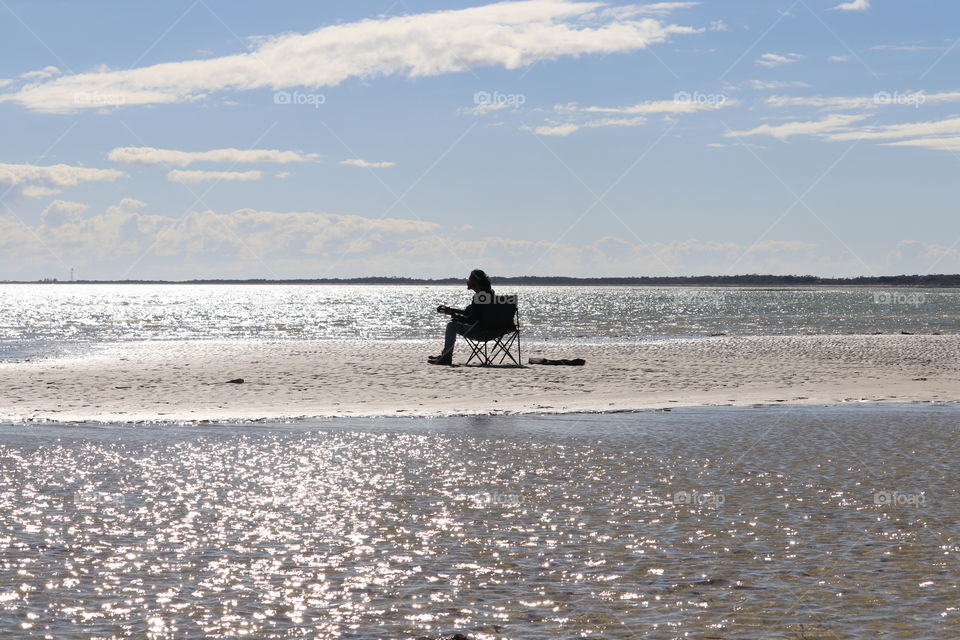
[6,275,960,287]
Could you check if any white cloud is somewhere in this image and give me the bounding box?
[709,20,728,32]
[882,136,960,151]
[167,169,263,183]
[530,95,731,136]
[566,96,732,115]
[871,43,949,52]
[725,114,867,140]
[825,116,960,141]
[1,0,700,113]
[765,94,875,110]
[766,90,960,111]
[3,201,441,266]
[158,209,439,258]
[750,80,811,90]
[727,109,960,150]
[400,235,860,277]
[637,2,700,14]
[830,0,869,11]
[828,55,852,62]
[40,200,89,226]
[0,162,125,199]
[531,116,648,136]
[590,2,699,19]
[755,53,803,68]
[339,159,396,169]
[887,240,960,271]
[459,102,512,116]
[109,146,318,167]
[19,65,61,81]
[531,122,584,136]
[32,198,154,260]
[0,196,872,277]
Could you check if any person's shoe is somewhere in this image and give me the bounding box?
[428,353,452,365]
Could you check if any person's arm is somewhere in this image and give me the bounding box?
[437,305,467,320]
[460,302,480,325]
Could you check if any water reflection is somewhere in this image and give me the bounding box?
[1,284,958,361]
[0,407,957,637]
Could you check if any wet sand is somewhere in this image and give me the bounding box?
[0,334,958,422]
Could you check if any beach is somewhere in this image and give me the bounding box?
[2,284,959,639]
[2,333,957,423]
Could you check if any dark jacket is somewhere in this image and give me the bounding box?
[460,290,494,326]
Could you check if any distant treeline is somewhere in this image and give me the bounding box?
[9,274,960,287]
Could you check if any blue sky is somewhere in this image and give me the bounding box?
[1,0,958,279]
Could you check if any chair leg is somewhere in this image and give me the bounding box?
[503,333,520,366]
[465,338,492,365]
[465,331,521,366]
[488,332,520,366]
[466,339,483,365]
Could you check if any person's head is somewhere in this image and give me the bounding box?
[467,269,492,292]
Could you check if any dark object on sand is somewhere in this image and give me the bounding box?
[226,378,245,384]
[528,357,585,366]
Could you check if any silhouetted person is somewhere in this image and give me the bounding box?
[429,269,494,365]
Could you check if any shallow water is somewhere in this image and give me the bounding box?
[1,284,958,360]
[1,406,958,638]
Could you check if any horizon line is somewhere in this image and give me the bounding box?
[7,274,960,287]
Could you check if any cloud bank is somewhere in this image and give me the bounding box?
[1,198,879,278]
[0,163,124,199]
[1,0,698,113]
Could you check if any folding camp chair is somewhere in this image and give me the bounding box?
[464,296,521,366]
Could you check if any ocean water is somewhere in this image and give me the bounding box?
[2,285,958,638]
[1,406,957,639]
[0,283,957,361]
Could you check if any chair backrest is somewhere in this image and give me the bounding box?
[478,294,518,331]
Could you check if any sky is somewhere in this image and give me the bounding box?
[1,0,959,280]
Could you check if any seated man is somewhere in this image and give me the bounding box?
[429,269,505,365]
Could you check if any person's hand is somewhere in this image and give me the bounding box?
[436,305,449,314]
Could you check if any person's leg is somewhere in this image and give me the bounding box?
[431,321,476,364]
[442,321,466,356]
